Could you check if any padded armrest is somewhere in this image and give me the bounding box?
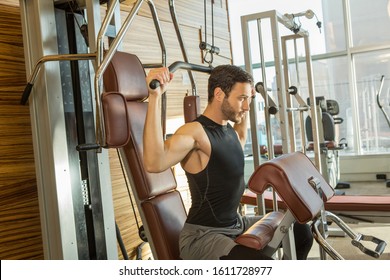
[101,91,130,148]
[248,152,334,223]
[235,211,284,250]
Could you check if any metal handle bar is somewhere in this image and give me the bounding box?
[149,61,213,90]
[20,53,96,105]
[255,82,278,115]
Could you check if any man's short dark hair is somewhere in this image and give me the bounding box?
[207,65,253,102]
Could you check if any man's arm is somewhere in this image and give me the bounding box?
[143,68,196,173]
[233,111,249,148]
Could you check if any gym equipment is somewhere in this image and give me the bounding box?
[169,0,201,126]
[21,0,167,149]
[376,75,389,127]
[19,0,166,259]
[199,0,220,65]
[254,82,282,157]
[247,152,386,260]
[284,10,322,34]
[375,75,390,188]
[305,96,350,190]
[240,10,323,222]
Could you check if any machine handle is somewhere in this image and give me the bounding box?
[255,82,278,114]
[288,86,298,95]
[149,61,213,90]
[376,75,385,108]
[20,83,33,105]
[333,117,344,124]
[199,41,220,55]
[76,143,101,151]
[352,233,387,259]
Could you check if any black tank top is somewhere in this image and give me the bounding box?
[185,115,245,227]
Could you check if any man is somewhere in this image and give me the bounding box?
[143,65,313,260]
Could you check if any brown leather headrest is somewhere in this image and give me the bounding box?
[103,51,148,102]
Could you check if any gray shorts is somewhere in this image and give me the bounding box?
[179,215,262,260]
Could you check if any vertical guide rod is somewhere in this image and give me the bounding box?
[241,14,265,217]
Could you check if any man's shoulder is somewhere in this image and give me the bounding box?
[174,121,204,138]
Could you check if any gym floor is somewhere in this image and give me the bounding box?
[308,181,390,260]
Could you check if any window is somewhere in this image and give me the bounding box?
[349,0,390,47]
[354,49,390,153]
[229,0,390,156]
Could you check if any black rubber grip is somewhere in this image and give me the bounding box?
[255,82,264,93]
[149,79,160,90]
[76,143,101,151]
[269,106,278,115]
[288,86,298,95]
[20,83,33,105]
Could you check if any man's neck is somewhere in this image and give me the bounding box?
[202,105,228,126]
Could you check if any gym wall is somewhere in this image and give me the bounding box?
[0,4,43,260]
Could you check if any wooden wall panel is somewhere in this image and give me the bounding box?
[133,0,231,41]
[0,4,44,260]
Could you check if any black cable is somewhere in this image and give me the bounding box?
[67,0,87,31]
[313,13,322,33]
[116,149,141,230]
[204,0,207,46]
[67,1,89,46]
[211,0,214,48]
[115,221,129,260]
[202,0,215,64]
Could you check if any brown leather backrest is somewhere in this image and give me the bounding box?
[103,52,177,199]
[121,101,178,200]
[248,152,334,223]
[102,51,186,259]
[104,52,148,101]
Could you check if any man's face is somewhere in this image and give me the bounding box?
[221,82,254,123]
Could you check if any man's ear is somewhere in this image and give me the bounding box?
[214,87,225,102]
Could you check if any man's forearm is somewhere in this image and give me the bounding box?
[143,94,165,172]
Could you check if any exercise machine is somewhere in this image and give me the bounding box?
[240,9,323,220]
[247,151,386,259]
[305,95,350,190]
[376,75,390,187]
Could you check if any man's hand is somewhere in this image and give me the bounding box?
[146,67,174,97]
